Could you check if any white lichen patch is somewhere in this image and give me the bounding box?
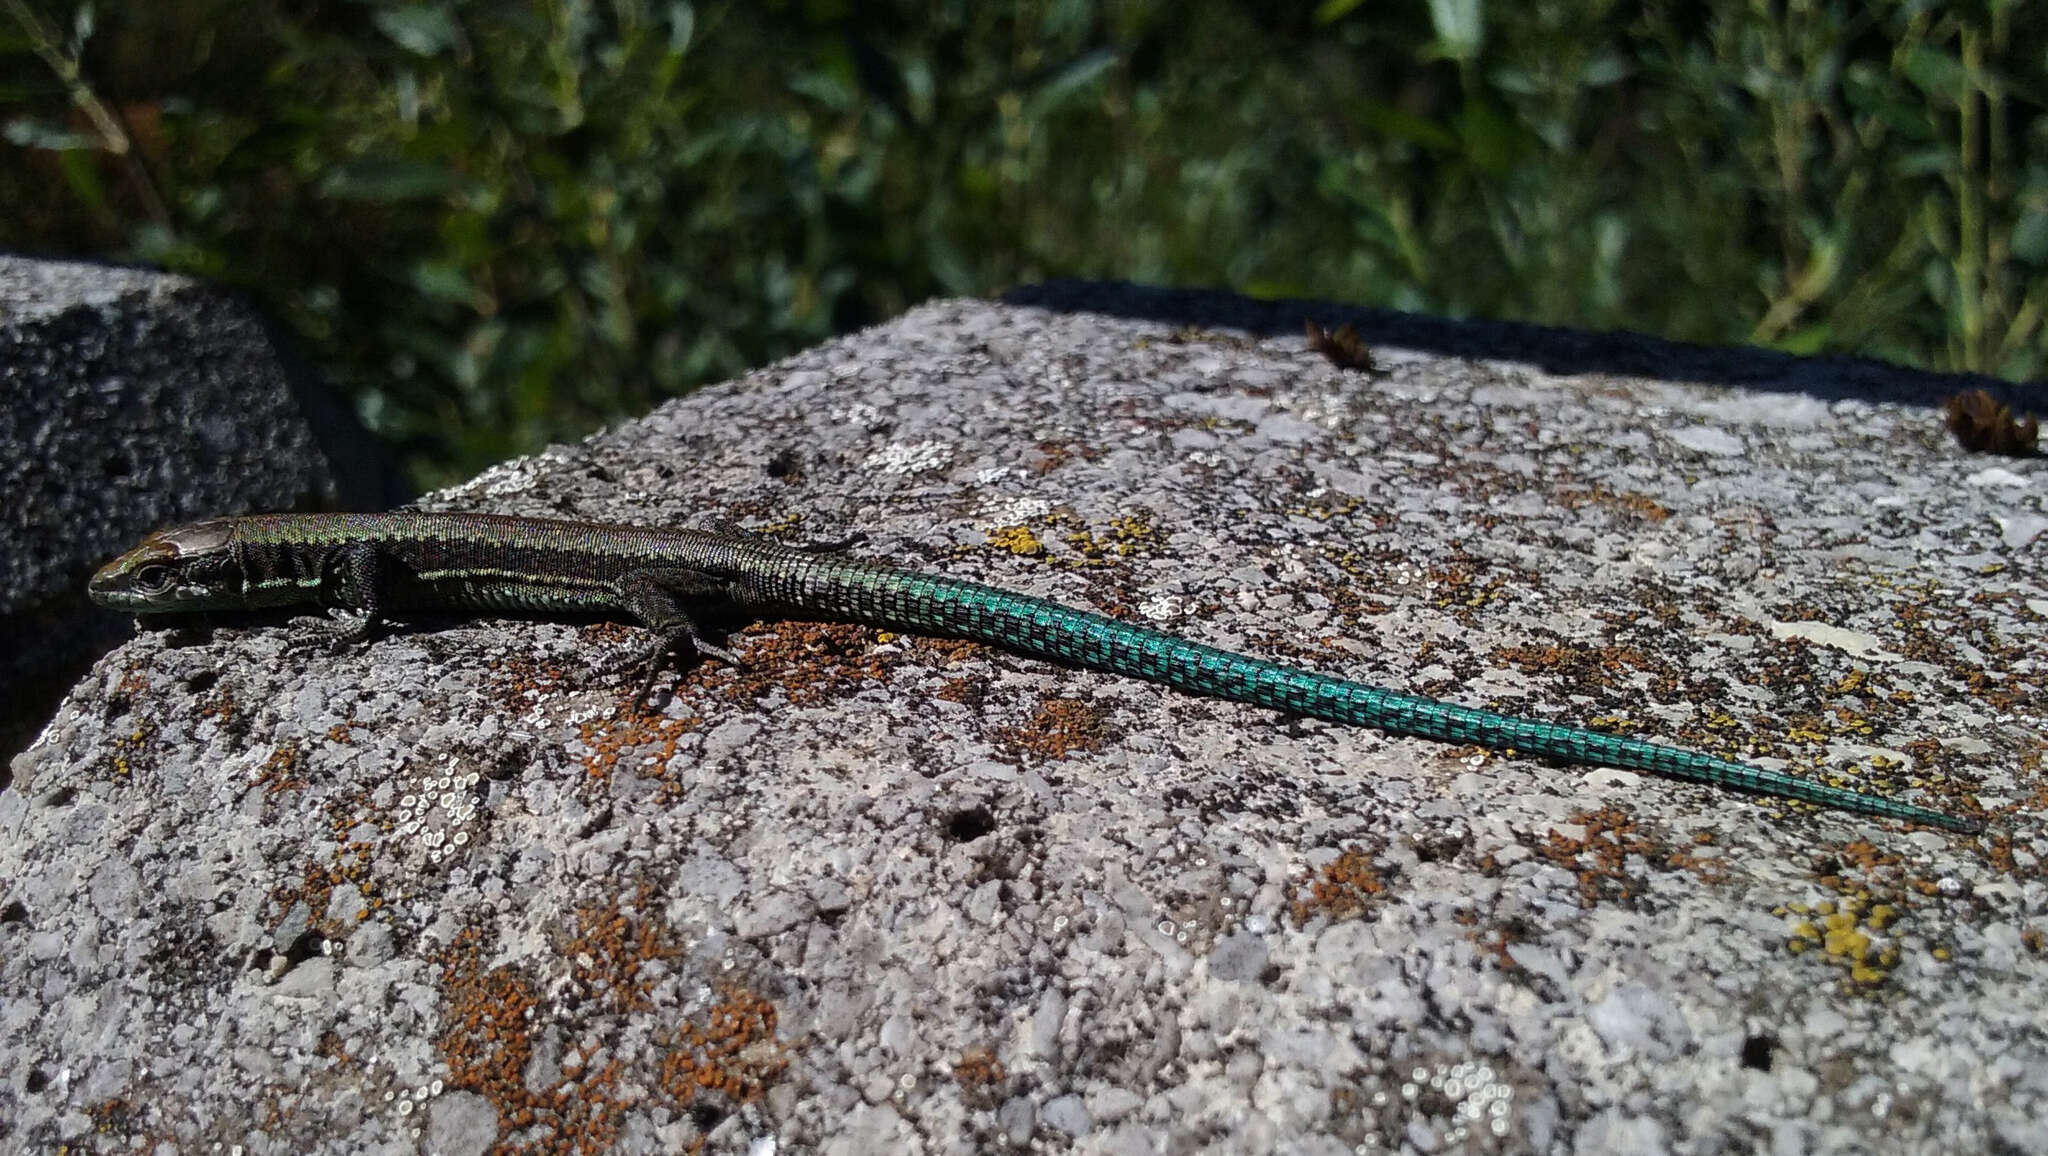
[864,440,953,475]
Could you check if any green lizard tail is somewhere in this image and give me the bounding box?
[846,568,1980,833]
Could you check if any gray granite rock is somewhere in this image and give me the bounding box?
[3,291,2043,1153]
[0,254,404,767]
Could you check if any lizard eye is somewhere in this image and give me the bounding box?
[132,564,175,595]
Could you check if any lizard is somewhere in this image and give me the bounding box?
[87,510,1983,833]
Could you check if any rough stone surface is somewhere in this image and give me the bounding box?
[0,253,404,765]
[3,290,2043,1153]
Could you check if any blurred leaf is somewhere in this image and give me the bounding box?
[319,158,461,202]
[1773,323,1833,355]
[1580,53,1631,87]
[1313,0,1367,23]
[1354,101,1458,151]
[665,2,694,52]
[1901,46,1965,102]
[413,259,477,305]
[2014,205,2048,265]
[1023,48,1114,120]
[1426,0,1484,64]
[4,117,99,150]
[56,147,107,211]
[1843,61,1934,139]
[371,4,459,57]
[1457,98,1529,175]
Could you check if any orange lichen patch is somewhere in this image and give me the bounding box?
[486,651,584,711]
[269,840,380,935]
[435,930,541,1095]
[437,897,789,1154]
[1476,928,1521,974]
[1556,485,1672,523]
[1986,831,2024,876]
[1538,808,1725,906]
[490,645,601,707]
[1291,844,1387,924]
[255,739,309,797]
[998,697,1109,760]
[953,1046,1006,1088]
[194,683,238,728]
[114,664,152,701]
[656,984,788,1107]
[934,677,985,706]
[1493,644,1651,692]
[917,636,989,666]
[713,622,898,707]
[559,886,680,1015]
[1030,439,1079,473]
[434,929,638,1155]
[576,710,706,784]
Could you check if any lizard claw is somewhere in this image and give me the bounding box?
[611,625,745,714]
[285,610,375,653]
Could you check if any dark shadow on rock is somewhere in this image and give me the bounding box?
[1005,279,2040,410]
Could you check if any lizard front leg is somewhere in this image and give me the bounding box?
[287,541,386,649]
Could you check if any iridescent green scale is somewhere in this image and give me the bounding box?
[799,558,1972,831]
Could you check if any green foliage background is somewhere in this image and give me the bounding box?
[4,0,2044,486]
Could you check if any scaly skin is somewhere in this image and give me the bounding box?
[89,512,1982,833]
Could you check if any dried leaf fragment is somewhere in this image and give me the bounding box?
[1305,319,1377,373]
[1944,389,2039,456]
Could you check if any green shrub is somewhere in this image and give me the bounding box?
[4,0,2043,485]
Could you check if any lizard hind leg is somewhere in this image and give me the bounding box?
[612,568,745,711]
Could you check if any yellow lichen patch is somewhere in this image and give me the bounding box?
[1775,872,1931,989]
[1283,492,1366,522]
[104,721,158,781]
[984,525,1046,557]
[1063,513,1169,561]
[1291,844,1387,924]
[1427,562,1510,615]
[997,697,1109,760]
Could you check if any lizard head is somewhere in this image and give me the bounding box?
[89,520,246,613]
